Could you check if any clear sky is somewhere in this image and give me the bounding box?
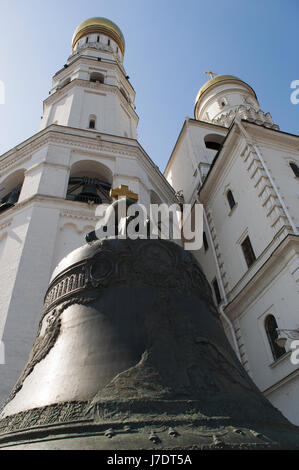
[0,0,298,171]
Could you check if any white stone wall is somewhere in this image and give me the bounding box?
[252,140,299,230]
[165,90,299,423]
[201,149,278,289]
[41,81,137,139]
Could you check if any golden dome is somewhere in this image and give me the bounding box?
[194,75,257,115]
[72,17,125,55]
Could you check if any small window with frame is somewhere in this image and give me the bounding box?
[212,278,221,305]
[265,315,286,361]
[241,236,256,268]
[289,162,299,177]
[218,97,228,108]
[226,189,236,211]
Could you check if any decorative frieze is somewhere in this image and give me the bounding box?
[43,238,219,318]
[212,105,279,130]
[240,145,289,233]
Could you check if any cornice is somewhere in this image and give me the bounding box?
[25,161,70,174]
[0,130,139,175]
[0,194,100,222]
[59,208,98,222]
[0,154,32,178]
[243,121,299,149]
[52,134,138,157]
[263,367,299,396]
[188,117,227,131]
[0,134,52,175]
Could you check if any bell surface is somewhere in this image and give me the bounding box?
[1,238,299,450]
[75,183,101,203]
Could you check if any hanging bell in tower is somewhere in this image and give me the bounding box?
[1,237,299,450]
[0,185,22,214]
[75,178,101,204]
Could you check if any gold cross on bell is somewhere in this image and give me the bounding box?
[204,71,218,80]
[109,185,139,202]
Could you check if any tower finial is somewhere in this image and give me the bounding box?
[204,71,218,80]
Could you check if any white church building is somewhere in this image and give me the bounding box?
[0,17,298,425]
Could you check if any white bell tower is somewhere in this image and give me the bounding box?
[0,17,177,408]
[40,17,138,139]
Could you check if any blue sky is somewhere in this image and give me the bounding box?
[0,0,298,171]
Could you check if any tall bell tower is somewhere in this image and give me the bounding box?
[40,17,138,139]
[0,17,176,408]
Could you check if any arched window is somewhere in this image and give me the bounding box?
[289,162,299,177]
[241,235,256,268]
[265,315,286,361]
[90,72,104,84]
[88,114,97,130]
[66,161,113,205]
[89,119,95,129]
[226,189,236,210]
[204,133,225,151]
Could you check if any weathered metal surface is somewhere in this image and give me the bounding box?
[1,238,299,449]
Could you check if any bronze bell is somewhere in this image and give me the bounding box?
[1,237,299,449]
[75,178,101,204]
[0,185,22,214]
